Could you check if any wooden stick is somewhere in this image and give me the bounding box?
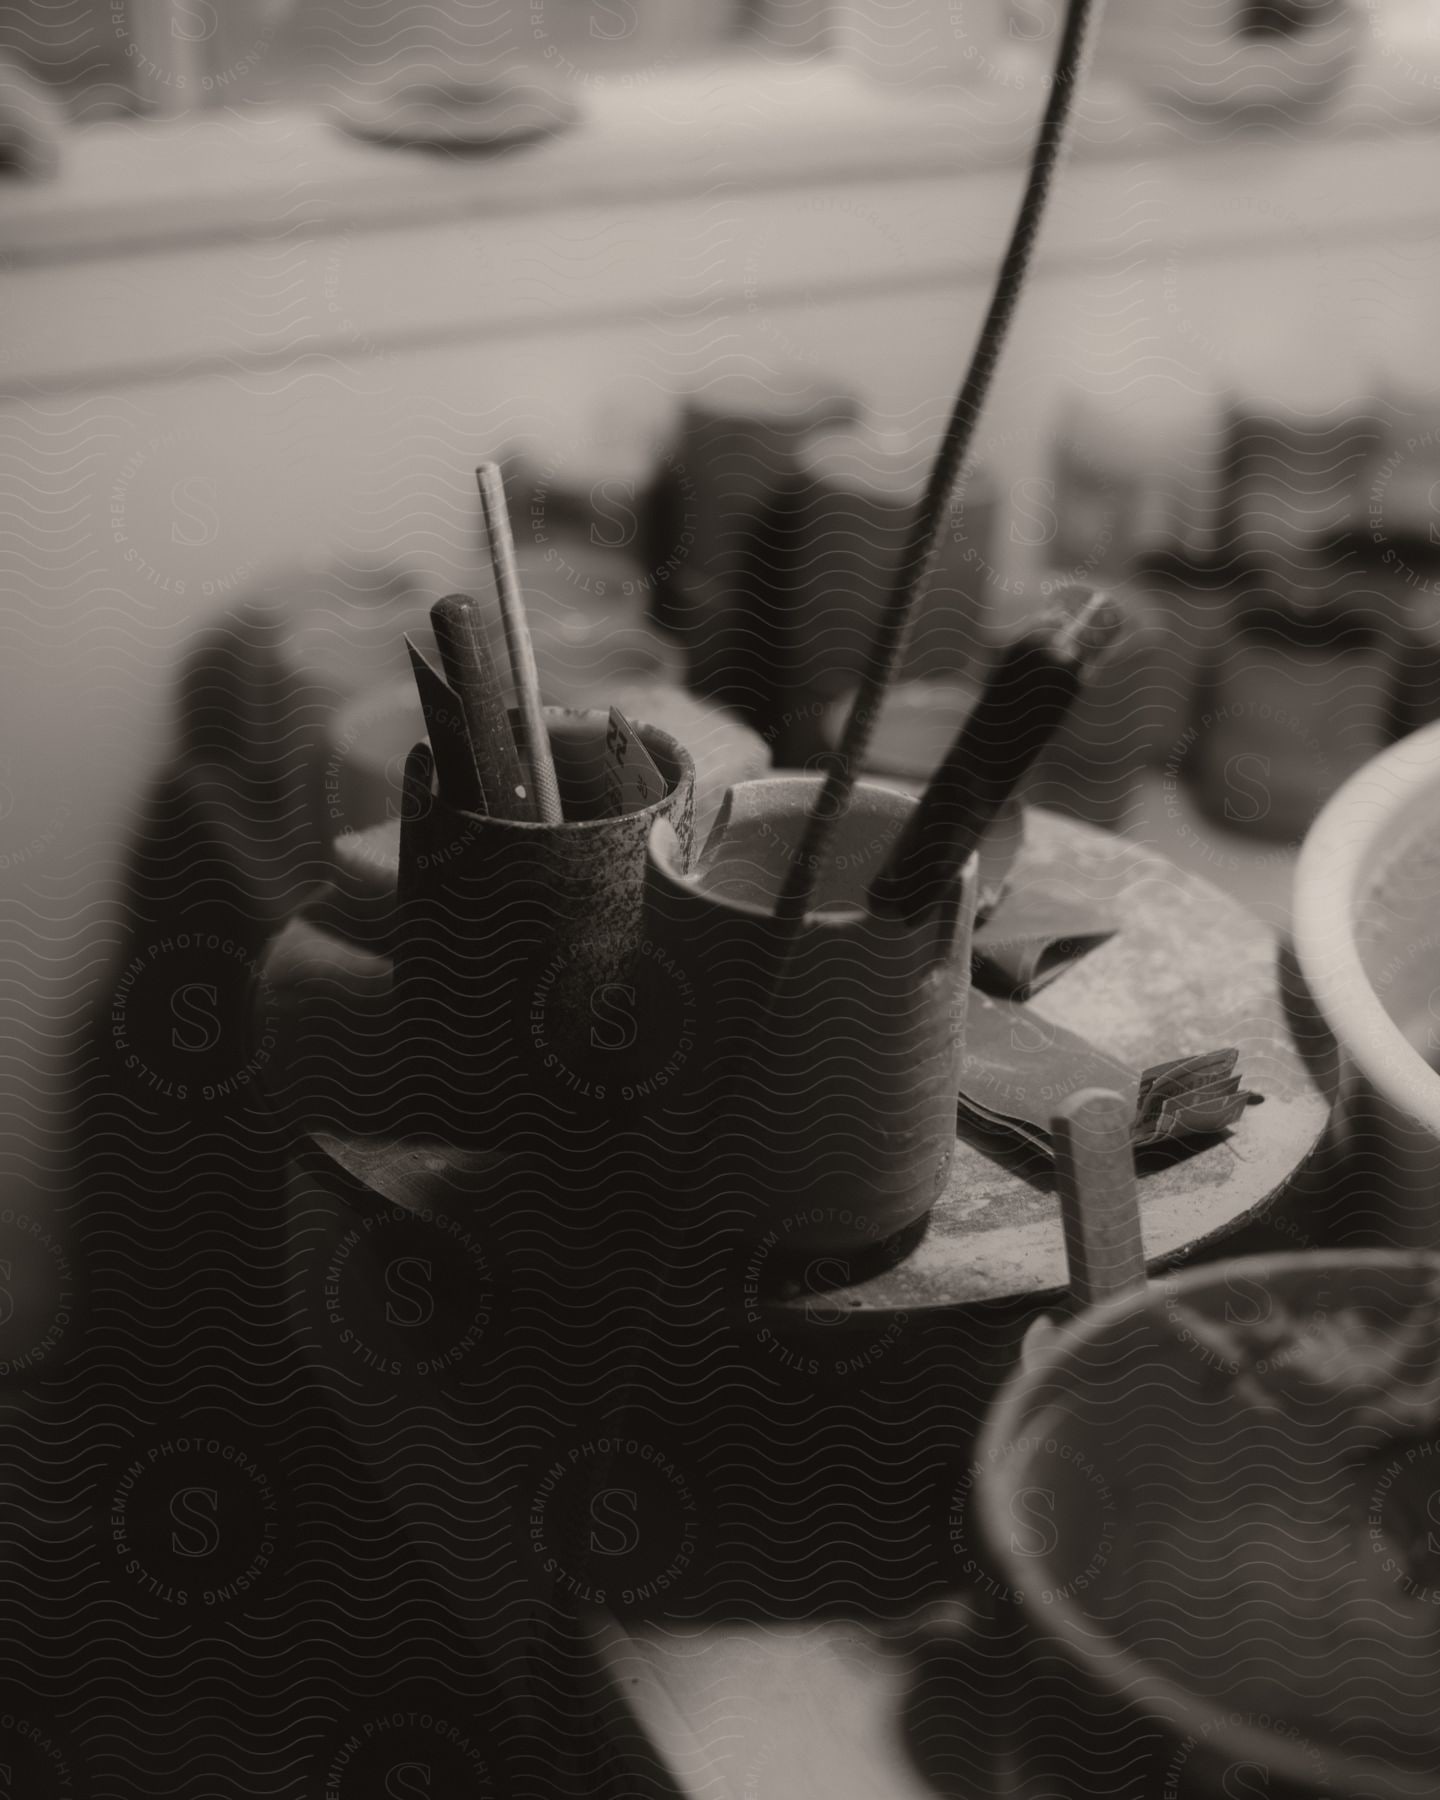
[1050,1088,1146,1309]
[868,588,1123,920]
[430,592,532,821]
[476,462,564,825]
[404,636,483,813]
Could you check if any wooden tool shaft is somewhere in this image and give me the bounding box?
[430,592,532,820]
[869,589,1122,919]
[1050,1087,1145,1308]
[404,636,483,813]
[476,462,564,825]
[868,643,1079,918]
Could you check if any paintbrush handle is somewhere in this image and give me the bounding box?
[477,462,564,826]
[867,636,1081,918]
[430,593,532,821]
[869,589,1123,919]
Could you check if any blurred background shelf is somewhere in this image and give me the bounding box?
[6,58,1440,393]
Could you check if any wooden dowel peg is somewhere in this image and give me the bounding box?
[1050,1087,1145,1308]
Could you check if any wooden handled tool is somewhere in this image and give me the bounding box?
[1050,1087,1146,1309]
[430,592,532,820]
[400,738,437,826]
[867,588,1124,920]
[476,461,564,825]
[404,635,483,813]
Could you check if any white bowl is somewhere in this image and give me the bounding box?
[1294,720,1440,1243]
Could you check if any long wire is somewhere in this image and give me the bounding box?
[771,0,1106,928]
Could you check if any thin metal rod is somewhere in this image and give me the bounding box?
[772,0,1106,930]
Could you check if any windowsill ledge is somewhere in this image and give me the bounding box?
[5,47,1440,394]
[3,47,1439,267]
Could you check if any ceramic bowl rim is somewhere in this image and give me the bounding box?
[1293,719,1440,1133]
[975,1246,1440,1799]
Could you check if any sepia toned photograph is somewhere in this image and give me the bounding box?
[3,0,1440,1793]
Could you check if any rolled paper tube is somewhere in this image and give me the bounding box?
[396,707,695,1138]
[644,775,978,1261]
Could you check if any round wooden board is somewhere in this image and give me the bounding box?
[263,811,1329,1326]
